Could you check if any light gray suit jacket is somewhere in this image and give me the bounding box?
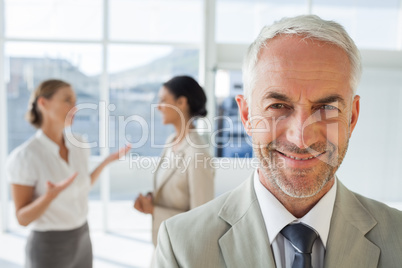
[152,132,215,246]
[155,174,402,267]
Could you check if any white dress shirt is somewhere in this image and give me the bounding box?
[6,130,91,231]
[253,169,337,268]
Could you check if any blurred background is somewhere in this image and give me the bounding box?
[1,0,402,267]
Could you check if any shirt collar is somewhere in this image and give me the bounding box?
[35,129,72,155]
[254,169,337,248]
[168,131,200,154]
[63,128,74,150]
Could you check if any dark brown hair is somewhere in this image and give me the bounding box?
[163,76,207,118]
[26,79,71,128]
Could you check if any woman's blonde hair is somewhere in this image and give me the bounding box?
[26,79,71,128]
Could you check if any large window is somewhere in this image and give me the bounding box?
[214,70,252,157]
[108,46,199,157]
[5,0,103,40]
[1,0,202,233]
[5,42,102,154]
[109,0,202,43]
[4,0,202,157]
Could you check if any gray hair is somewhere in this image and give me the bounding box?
[242,15,362,103]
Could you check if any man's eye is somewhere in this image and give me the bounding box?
[320,105,338,110]
[269,103,286,109]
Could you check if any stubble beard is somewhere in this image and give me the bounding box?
[254,138,349,199]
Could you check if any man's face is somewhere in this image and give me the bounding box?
[237,35,360,199]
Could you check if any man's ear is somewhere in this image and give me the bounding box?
[349,95,360,137]
[235,95,252,136]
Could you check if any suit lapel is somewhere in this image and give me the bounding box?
[324,180,380,268]
[218,176,276,267]
[154,142,187,201]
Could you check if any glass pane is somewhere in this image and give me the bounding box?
[216,0,307,44]
[214,70,252,158]
[313,0,401,50]
[110,0,202,42]
[5,0,102,40]
[5,42,101,155]
[108,45,200,157]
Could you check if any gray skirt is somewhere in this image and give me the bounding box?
[26,222,92,268]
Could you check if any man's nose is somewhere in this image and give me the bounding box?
[285,109,320,149]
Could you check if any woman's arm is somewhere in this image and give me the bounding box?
[90,146,131,185]
[12,173,77,226]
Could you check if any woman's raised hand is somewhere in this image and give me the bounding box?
[45,172,78,200]
[106,145,132,163]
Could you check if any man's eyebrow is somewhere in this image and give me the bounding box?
[262,92,292,102]
[313,94,346,107]
[262,92,347,107]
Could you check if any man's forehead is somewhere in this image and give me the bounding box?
[256,35,350,68]
[255,62,348,83]
[251,35,352,99]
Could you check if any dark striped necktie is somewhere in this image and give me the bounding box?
[280,223,318,268]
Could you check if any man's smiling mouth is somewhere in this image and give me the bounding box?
[276,150,325,161]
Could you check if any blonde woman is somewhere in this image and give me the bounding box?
[6,79,130,268]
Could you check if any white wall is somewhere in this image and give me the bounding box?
[337,67,402,202]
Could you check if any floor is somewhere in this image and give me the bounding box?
[0,201,154,268]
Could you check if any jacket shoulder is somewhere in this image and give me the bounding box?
[353,192,402,223]
[160,192,231,266]
[165,191,231,234]
[353,192,402,263]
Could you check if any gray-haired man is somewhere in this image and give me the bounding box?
[155,15,402,268]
